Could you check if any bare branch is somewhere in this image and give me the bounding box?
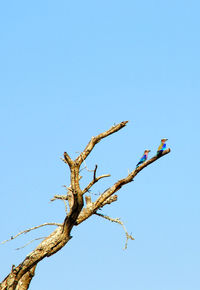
[50,194,69,212]
[50,194,68,202]
[77,195,118,224]
[50,194,69,213]
[75,121,128,165]
[0,121,171,289]
[77,154,94,172]
[60,157,68,164]
[16,265,36,290]
[85,195,92,207]
[63,151,74,167]
[94,149,171,210]
[93,164,97,181]
[135,148,171,172]
[95,213,134,250]
[15,237,47,251]
[1,223,62,245]
[76,149,171,225]
[0,226,72,289]
[63,200,68,213]
[101,194,118,206]
[82,173,111,195]
[51,176,83,212]
[84,194,118,209]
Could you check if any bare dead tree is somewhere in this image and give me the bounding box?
[0,121,170,290]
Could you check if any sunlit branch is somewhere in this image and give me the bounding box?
[95,212,134,250]
[1,223,62,245]
[75,121,129,165]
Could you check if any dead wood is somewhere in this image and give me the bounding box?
[0,121,170,290]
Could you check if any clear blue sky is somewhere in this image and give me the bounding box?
[0,1,199,289]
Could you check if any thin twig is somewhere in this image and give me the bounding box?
[60,157,68,164]
[50,194,69,212]
[76,151,96,173]
[82,174,111,195]
[93,164,97,181]
[63,200,68,213]
[95,212,134,250]
[50,194,68,202]
[1,223,62,245]
[82,159,94,172]
[79,165,87,173]
[15,237,47,250]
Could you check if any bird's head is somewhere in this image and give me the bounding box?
[144,149,151,154]
[161,138,168,143]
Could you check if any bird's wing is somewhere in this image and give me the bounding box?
[140,154,146,162]
[157,143,163,151]
[136,154,147,167]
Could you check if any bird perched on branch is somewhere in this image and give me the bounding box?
[157,138,168,156]
[136,150,151,168]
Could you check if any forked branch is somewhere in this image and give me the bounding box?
[76,149,171,225]
[0,121,171,290]
[82,173,111,195]
[95,212,134,250]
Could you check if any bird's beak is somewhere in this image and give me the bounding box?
[148,150,151,152]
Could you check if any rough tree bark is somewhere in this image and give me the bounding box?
[0,121,170,290]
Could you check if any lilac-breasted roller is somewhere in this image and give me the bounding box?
[157,138,168,156]
[136,150,151,168]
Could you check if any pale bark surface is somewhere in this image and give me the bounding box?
[0,121,170,290]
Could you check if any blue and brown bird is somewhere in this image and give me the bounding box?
[136,149,151,168]
[157,138,168,156]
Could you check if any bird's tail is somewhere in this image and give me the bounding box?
[136,162,141,168]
